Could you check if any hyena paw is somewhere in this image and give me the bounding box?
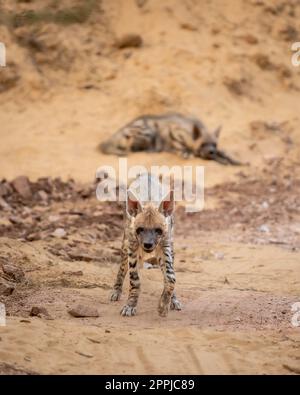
[158,302,169,317]
[120,305,137,317]
[170,298,182,311]
[110,289,122,301]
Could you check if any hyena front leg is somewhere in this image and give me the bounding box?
[110,238,128,301]
[120,240,141,317]
[169,244,181,310]
[158,242,176,317]
[170,291,182,310]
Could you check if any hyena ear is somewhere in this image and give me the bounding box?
[192,124,202,140]
[159,190,175,217]
[126,190,142,217]
[214,125,222,139]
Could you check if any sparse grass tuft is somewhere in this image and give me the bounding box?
[0,0,99,27]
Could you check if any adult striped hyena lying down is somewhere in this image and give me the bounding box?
[110,174,181,317]
[100,112,240,165]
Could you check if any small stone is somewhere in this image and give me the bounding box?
[11,176,32,199]
[62,270,83,276]
[37,190,48,202]
[68,304,100,318]
[0,218,11,226]
[115,33,143,49]
[48,215,60,223]
[261,201,269,209]
[0,197,11,211]
[8,216,22,225]
[180,22,198,31]
[0,278,15,296]
[241,34,258,44]
[214,251,225,260]
[2,263,25,282]
[0,182,12,197]
[30,306,49,318]
[52,228,66,238]
[136,0,148,7]
[259,224,270,233]
[25,232,41,242]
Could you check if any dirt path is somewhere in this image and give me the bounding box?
[0,0,300,375]
[0,234,299,375]
[0,177,299,374]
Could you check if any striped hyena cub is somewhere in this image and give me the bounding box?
[110,174,181,317]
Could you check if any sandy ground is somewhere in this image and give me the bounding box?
[0,0,300,375]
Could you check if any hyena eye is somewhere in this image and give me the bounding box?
[136,227,144,235]
[155,228,163,235]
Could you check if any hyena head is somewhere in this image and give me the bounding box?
[192,123,222,160]
[126,190,174,253]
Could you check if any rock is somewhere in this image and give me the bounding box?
[283,364,300,375]
[62,270,83,276]
[180,22,198,31]
[0,197,11,211]
[240,34,258,44]
[0,218,11,226]
[0,184,6,197]
[0,278,15,296]
[253,54,275,70]
[261,201,269,209]
[223,77,248,96]
[68,304,99,318]
[8,216,22,225]
[25,232,41,242]
[258,224,270,233]
[214,251,225,260]
[37,190,48,202]
[48,215,60,223]
[11,176,32,199]
[30,306,50,318]
[136,0,148,7]
[79,187,92,198]
[52,228,66,238]
[115,33,143,49]
[2,263,25,282]
[67,250,101,262]
[0,181,13,197]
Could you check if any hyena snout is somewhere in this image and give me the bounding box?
[143,242,154,251]
[136,227,163,253]
[198,143,217,159]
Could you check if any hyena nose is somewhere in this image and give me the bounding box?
[143,243,153,250]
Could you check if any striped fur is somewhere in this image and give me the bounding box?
[100,112,241,165]
[110,174,181,317]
